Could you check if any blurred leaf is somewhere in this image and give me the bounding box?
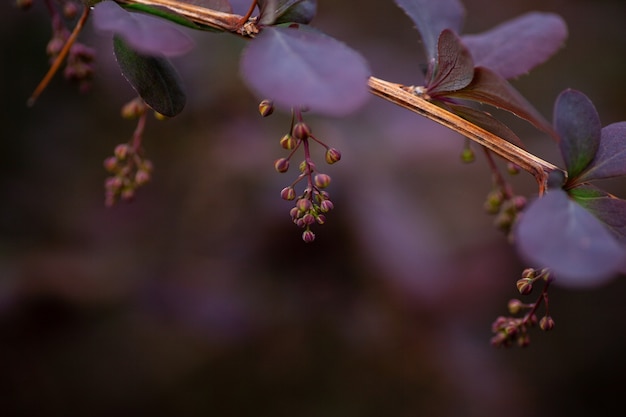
[444,67,553,135]
[427,29,474,94]
[515,188,624,287]
[577,122,626,182]
[240,25,371,116]
[569,185,626,244]
[394,0,465,62]
[462,12,567,79]
[113,36,186,117]
[182,0,232,12]
[445,103,523,147]
[258,0,317,25]
[554,89,601,179]
[93,1,194,57]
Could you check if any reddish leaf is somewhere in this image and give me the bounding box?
[427,29,474,94]
[444,67,553,135]
[462,12,567,79]
[578,122,626,182]
[554,89,602,180]
[393,0,465,62]
[240,26,370,116]
[515,188,624,287]
[93,1,194,57]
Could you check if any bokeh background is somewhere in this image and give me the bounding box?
[2,0,626,416]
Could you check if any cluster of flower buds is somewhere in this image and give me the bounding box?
[483,188,526,236]
[261,101,341,242]
[103,143,153,207]
[491,268,555,348]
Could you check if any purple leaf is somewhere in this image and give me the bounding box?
[258,0,317,25]
[578,122,626,182]
[569,185,626,244]
[427,29,474,94]
[554,89,601,179]
[461,12,567,79]
[515,188,625,287]
[394,0,465,62]
[93,1,194,57]
[444,66,553,135]
[240,26,371,116]
[445,103,524,147]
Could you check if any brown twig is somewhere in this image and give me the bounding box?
[27,4,90,106]
[367,76,564,193]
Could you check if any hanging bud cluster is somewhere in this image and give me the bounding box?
[263,102,341,242]
[483,188,526,237]
[491,268,554,348]
[104,98,153,207]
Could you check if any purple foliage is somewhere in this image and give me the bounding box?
[444,67,553,134]
[570,185,626,244]
[515,188,625,287]
[394,0,465,62]
[182,0,233,13]
[258,0,317,25]
[554,89,602,179]
[578,122,626,182]
[462,12,567,79]
[240,25,371,116]
[426,29,474,94]
[92,1,194,57]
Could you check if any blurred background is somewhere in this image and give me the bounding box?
[2,0,626,416]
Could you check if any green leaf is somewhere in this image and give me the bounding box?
[113,35,186,117]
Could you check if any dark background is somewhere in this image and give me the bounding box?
[2,0,626,416]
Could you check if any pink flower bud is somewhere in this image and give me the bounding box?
[258,99,274,117]
[314,173,331,188]
[281,186,296,201]
[325,148,341,164]
[280,134,297,150]
[293,122,311,140]
[302,229,315,243]
[274,158,290,173]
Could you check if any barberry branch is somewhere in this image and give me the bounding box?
[27,2,90,106]
[367,77,564,194]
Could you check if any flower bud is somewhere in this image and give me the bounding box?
[507,163,520,175]
[280,134,297,150]
[319,199,334,212]
[521,268,536,280]
[516,278,533,295]
[484,190,503,214]
[274,157,290,173]
[302,229,316,243]
[121,98,146,119]
[293,122,311,140]
[314,173,331,188]
[325,148,341,164]
[289,207,300,220]
[316,214,326,225]
[114,144,131,160]
[507,299,524,314]
[302,213,316,225]
[135,169,151,186]
[280,186,296,201]
[103,156,118,173]
[461,147,475,163]
[258,99,274,117]
[516,334,531,348]
[63,2,78,18]
[296,198,312,212]
[539,315,555,331]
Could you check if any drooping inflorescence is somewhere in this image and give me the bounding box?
[260,101,340,242]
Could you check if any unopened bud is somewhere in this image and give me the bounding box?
[274,157,290,173]
[461,147,475,163]
[319,199,334,212]
[539,316,555,331]
[103,157,118,173]
[302,229,315,243]
[316,214,326,225]
[507,163,520,175]
[63,2,78,18]
[280,186,296,201]
[314,173,331,188]
[516,278,533,295]
[508,299,524,314]
[296,198,312,212]
[280,134,297,150]
[114,144,131,160]
[325,148,341,164]
[258,99,274,117]
[293,122,311,140]
[134,169,151,186]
